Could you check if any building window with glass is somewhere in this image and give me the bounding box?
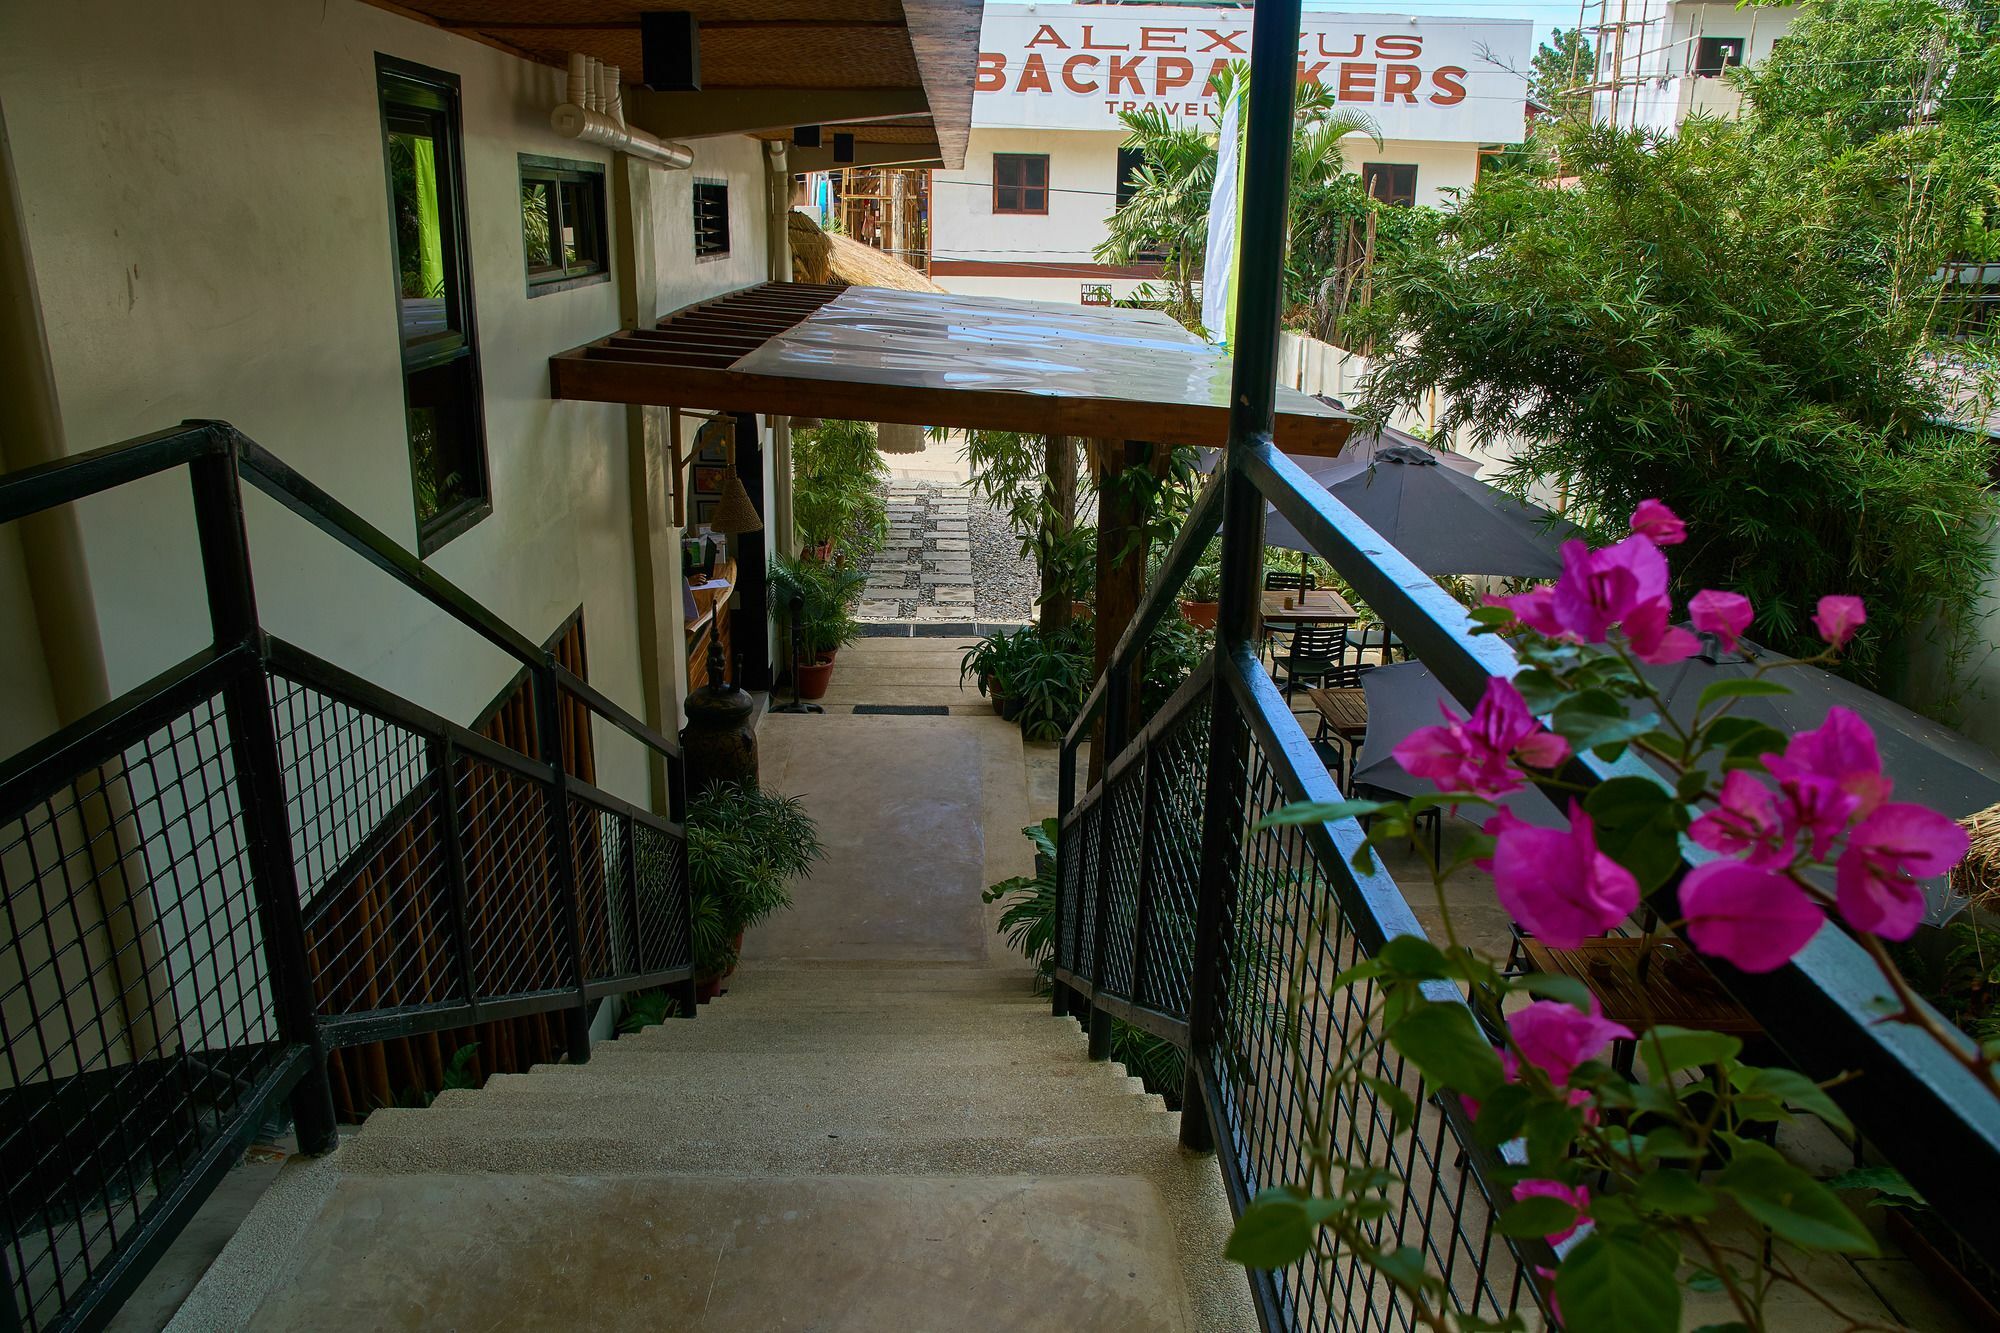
[520,155,609,293]
[1361,162,1419,207]
[377,55,489,554]
[993,153,1049,215]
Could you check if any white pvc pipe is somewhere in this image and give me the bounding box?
[551,104,694,170]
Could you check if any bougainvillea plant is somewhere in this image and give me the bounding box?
[1226,501,1986,1332]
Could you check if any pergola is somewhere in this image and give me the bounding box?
[548,282,1353,451]
[549,280,1353,700]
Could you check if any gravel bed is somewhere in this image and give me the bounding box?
[855,480,1034,628]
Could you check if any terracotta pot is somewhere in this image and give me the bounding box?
[695,975,726,1003]
[1070,600,1092,620]
[723,930,746,980]
[796,657,836,700]
[1180,600,1219,629]
[989,687,1007,717]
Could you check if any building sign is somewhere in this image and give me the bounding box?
[974,4,1531,143]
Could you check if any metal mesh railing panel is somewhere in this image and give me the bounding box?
[632,818,690,974]
[1208,743,1533,1332]
[570,799,622,982]
[1069,792,1103,980]
[0,689,288,1333]
[1057,807,1083,974]
[1136,688,1209,1018]
[271,675,459,1016]
[454,754,564,1000]
[1095,760,1146,998]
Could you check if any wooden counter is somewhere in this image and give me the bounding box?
[686,558,735,690]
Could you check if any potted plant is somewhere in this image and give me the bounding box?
[772,554,864,698]
[685,782,824,1000]
[1179,558,1223,629]
[1003,625,1090,741]
[961,629,1027,717]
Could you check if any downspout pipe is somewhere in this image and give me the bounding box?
[553,54,693,170]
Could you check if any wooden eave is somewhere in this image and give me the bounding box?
[360,0,978,167]
[548,283,1355,454]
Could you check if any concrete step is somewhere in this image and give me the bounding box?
[441,1066,1166,1121]
[586,1042,1110,1078]
[603,1022,1091,1056]
[659,1006,1080,1034]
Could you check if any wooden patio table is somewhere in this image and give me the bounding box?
[1260,587,1359,627]
[1521,935,1762,1074]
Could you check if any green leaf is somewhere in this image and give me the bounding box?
[1583,776,1687,891]
[1259,799,1386,828]
[1583,775,1676,824]
[1706,716,1788,767]
[1388,1002,1506,1099]
[1522,1100,1586,1172]
[1696,678,1790,713]
[1555,1233,1681,1333]
[1685,1268,1726,1293]
[1513,971,1594,1013]
[1373,1246,1437,1294]
[1638,1026,1743,1081]
[1224,1191,1316,1269]
[1692,1324,1753,1333]
[1469,604,1516,626]
[1824,1166,1923,1203]
[1714,1141,1878,1255]
[1551,689,1658,756]
[1737,1067,1851,1134]
[1496,1195,1579,1238]
[1472,1082,1536,1147]
[1635,1169,1716,1217]
[1378,934,1453,980]
[1638,1127,1705,1162]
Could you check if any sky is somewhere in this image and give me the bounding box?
[1310,0,1574,49]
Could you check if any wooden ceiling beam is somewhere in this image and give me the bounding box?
[786,139,943,172]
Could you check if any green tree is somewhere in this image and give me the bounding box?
[1529,26,1595,123]
[1354,116,1995,695]
[1097,63,1379,332]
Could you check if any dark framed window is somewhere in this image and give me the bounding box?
[993,153,1049,215]
[1694,36,1746,76]
[520,155,608,294]
[378,55,489,554]
[693,179,730,258]
[1362,162,1419,207]
[1115,146,1146,212]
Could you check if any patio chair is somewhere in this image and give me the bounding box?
[1274,624,1359,700]
[1350,621,1406,667]
[1262,569,1315,664]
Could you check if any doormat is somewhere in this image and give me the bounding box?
[851,704,950,716]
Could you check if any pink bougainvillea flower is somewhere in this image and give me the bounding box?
[1513,1179,1592,1245]
[1487,586,1565,638]
[1509,999,1633,1087]
[1689,770,1790,868]
[1813,595,1866,649]
[1392,677,1570,799]
[1550,535,1669,644]
[1762,764,1862,862]
[1688,589,1753,652]
[1834,803,1969,940]
[1628,498,1686,547]
[1489,805,1640,948]
[1773,707,1892,818]
[1679,860,1824,972]
[1621,596,1700,664]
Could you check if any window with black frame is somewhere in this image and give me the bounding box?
[378,55,489,553]
[520,155,609,292]
[993,153,1049,215]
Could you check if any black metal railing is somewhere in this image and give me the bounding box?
[0,422,694,1333]
[1050,0,2000,1325]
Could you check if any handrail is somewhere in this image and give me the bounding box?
[0,421,224,526]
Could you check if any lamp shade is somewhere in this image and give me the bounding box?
[876,422,925,454]
[708,473,763,534]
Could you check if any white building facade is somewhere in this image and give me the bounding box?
[932,4,1532,307]
[1588,0,1799,132]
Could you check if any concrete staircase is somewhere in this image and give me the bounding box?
[171,710,1253,1330]
[185,963,1254,1330]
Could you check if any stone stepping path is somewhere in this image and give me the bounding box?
[858,480,1030,627]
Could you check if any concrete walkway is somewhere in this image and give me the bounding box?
[177,709,1253,1331]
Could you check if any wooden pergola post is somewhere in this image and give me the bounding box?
[1087,438,1158,786]
[1039,434,1076,636]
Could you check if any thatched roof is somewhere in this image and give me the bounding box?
[788,210,944,294]
[1955,801,2000,909]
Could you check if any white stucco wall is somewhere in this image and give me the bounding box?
[1598,0,1797,133]
[0,0,768,807]
[932,126,1482,305]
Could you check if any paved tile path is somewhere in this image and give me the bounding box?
[857,479,1031,630]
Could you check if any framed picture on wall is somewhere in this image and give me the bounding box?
[694,417,732,465]
[694,497,720,527]
[693,465,731,497]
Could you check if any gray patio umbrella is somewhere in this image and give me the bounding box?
[1642,641,2000,822]
[1347,662,1565,825]
[1264,444,1578,578]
